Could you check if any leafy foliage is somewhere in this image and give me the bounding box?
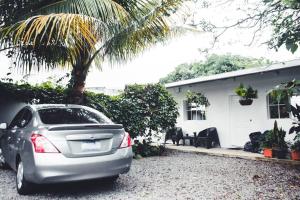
[0,81,178,140]
[234,84,258,100]
[290,105,300,135]
[262,0,300,53]
[159,54,272,84]
[272,121,287,150]
[260,121,287,150]
[132,140,165,158]
[0,0,185,71]
[271,79,300,145]
[261,130,275,148]
[291,135,300,151]
[107,84,179,139]
[186,90,210,106]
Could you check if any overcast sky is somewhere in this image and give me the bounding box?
[0,0,299,89]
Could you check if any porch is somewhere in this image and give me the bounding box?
[165,144,300,166]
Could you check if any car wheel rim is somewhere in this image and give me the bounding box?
[17,162,24,189]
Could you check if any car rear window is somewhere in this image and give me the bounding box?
[38,107,112,124]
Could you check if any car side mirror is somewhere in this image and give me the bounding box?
[0,123,7,130]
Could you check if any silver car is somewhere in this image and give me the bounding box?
[0,104,133,195]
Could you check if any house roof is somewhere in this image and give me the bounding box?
[165,59,300,88]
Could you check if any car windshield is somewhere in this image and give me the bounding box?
[38,107,112,125]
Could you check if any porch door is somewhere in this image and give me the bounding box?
[229,95,255,148]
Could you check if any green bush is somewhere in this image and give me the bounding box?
[0,81,178,157]
[132,140,166,158]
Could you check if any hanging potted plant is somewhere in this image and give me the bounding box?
[234,84,258,105]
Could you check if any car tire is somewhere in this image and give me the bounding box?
[105,175,119,183]
[16,160,33,195]
[0,148,9,169]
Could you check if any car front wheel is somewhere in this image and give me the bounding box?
[16,160,33,195]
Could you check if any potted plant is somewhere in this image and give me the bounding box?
[260,121,287,159]
[289,104,300,160]
[271,121,288,159]
[291,139,300,161]
[234,84,258,105]
[260,130,274,158]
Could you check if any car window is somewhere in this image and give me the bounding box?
[9,108,33,129]
[19,109,33,128]
[9,109,25,129]
[38,107,112,125]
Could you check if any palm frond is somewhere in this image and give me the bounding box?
[3,0,130,25]
[0,14,107,65]
[0,0,186,73]
[100,0,185,64]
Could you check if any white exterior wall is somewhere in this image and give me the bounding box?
[167,67,300,148]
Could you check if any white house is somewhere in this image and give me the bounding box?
[165,59,300,148]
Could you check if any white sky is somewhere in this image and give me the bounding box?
[0,0,299,89]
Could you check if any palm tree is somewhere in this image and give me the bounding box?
[0,0,184,103]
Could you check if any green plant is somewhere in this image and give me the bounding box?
[132,140,166,158]
[235,84,258,99]
[291,139,300,151]
[260,121,287,150]
[186,90,210,107]
[271,79,300,150]
[260,130,275,149]
[272,121,288,150]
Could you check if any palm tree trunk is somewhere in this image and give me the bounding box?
[66,48,95,104]
[67,66,88,104]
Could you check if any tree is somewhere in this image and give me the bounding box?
[159,54,272,84]
[0,0,185,103]
[108,84,179,139]
[262,0,300,53]
[186,0,300,54]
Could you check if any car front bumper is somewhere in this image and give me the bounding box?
[24,147,133,184]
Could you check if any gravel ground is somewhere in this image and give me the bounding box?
[0,150,300,200]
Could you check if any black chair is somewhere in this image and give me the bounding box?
[165,127,183,146]
[244,132,262,153]
[194,127,220,149]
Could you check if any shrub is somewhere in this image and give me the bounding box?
[132,140,166,158]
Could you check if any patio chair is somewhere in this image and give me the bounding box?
[244,131,262,153]
[165,127,183,146]
[194,127,220,149]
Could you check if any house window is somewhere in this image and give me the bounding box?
[268,93,290,119]
[186,102,206,120]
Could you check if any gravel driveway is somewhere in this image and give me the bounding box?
[0,150,299,200]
